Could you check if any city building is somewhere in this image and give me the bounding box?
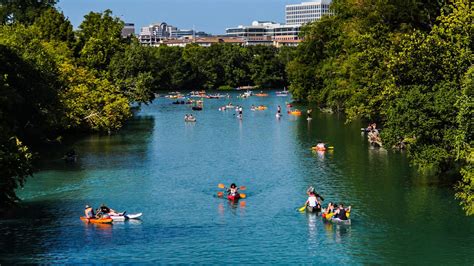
[286,0,333,25]
[121,23,135,38]
[225,21,301,46]
[138,22,211,45]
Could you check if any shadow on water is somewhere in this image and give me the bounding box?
[35,116,155,172]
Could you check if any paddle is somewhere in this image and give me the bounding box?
[298,205,306,212]
[217,184,247,199]
[217,183,246,190]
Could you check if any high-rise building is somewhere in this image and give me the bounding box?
[285,0,333,25]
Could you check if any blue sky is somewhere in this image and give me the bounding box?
[57,0,301,35]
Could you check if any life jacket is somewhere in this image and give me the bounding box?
[229,188,237,196]
[85,208,94,218]
[338,209,347,220]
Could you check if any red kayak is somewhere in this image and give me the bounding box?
[227,194,240,201]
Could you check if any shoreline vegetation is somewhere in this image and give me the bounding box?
[0,1,472,215]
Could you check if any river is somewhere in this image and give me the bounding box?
[1,92,473,264]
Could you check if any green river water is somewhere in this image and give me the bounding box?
[1,91,473,264]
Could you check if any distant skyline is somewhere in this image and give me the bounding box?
[57,0,304,34]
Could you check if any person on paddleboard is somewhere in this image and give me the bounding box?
[97,204,118,217]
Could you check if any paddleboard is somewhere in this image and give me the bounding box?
[126,213,143,219]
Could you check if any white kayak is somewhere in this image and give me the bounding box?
[110,213,143,221]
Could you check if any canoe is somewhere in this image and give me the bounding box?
[306,206,321,213]
[80,216,113,224]
[325,217,351,225]
[322,212,351,225]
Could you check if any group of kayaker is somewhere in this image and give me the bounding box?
[304,186,351,220]
[84,204,118,219]
[322,202,351,220]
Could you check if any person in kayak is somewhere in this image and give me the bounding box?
[322,202,335,219]
[306,186,325,201]
[85,205,95,218]
[305,191,321,213]
[227,183,239,197]
[333,203,351,220]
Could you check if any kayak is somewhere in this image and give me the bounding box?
[255,93,268,97]
[289,110,302,116]
[110,213,143,221]
[80,216,113,224]
[126,213,143,219]
[227,194,240,201]
[306,205,321,213]
[322,212,351,225]
[312,146,326,151]
[185,117,196,122]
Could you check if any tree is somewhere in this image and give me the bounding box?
[0,0,56,25]
[32,7,74,45]
[76,9,124,70]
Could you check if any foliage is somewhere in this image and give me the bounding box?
[218,85,233,91]
[0,136,33,208]
[76,9,125,70]
[287,0,473,214]
[32,7,74,45]
[0,0,56,25]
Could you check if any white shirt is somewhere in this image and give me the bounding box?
[308,195,318,207]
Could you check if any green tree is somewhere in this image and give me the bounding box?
[0,0,56,25]
[32,7,74,45]
[76,9,124,70]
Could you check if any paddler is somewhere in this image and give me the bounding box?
[227,183,239,196]
[84,205,95,218]
[333,203,351,220]
[305,191,321,213]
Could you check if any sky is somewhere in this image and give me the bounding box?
[56,0,303,35]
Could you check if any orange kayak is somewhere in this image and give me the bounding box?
[80,216,113,224]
